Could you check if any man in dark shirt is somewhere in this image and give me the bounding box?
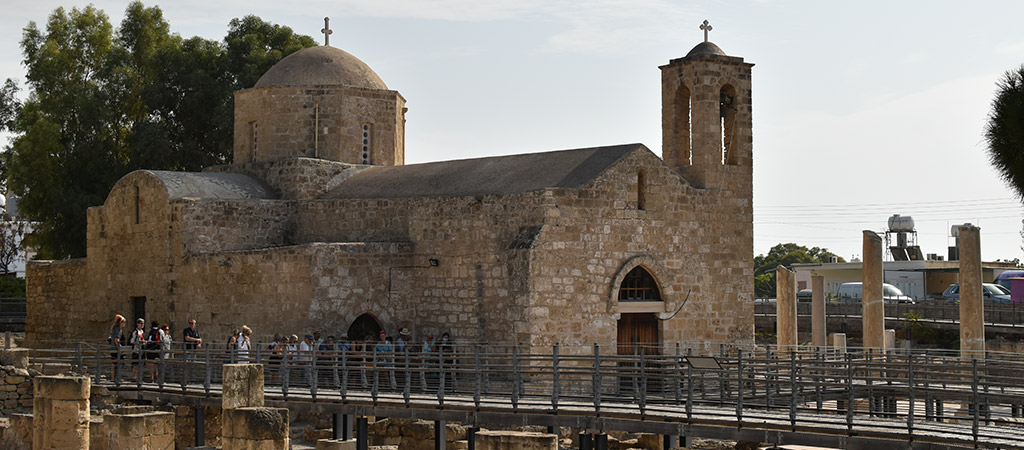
[183,319,202,351]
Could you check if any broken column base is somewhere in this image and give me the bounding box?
[222,406,289,450]
[476,430,558,450]
[317,438,357,450]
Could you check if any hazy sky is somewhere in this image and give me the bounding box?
[2,1,1024,262]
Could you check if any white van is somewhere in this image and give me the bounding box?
[836,282,915,304]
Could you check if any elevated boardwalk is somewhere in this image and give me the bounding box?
[29,342,1024,449]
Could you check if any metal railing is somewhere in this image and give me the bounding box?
[0,297,25,330]
[25,341,1024,449]
[754,299,1024,326]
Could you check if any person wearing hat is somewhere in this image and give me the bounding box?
[337,332,351,353]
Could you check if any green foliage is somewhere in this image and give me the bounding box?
[986,65,1024,200]
[1,2,315,259]
[0,277,26,297]
[753,243,845,298]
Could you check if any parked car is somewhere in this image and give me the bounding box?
[836,282,915,304]
[941,283,1012,304]
[796,289,813,302]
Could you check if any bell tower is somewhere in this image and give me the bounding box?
[661,20,753,190]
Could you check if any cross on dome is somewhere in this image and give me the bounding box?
[321,17,333,46]
[700,20,712,43]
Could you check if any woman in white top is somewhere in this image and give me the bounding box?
[237,325,253,363]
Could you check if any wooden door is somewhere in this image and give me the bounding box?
[616,313,659,356]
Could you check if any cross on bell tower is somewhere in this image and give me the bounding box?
[700,20,712,43]
[321,17,333,46]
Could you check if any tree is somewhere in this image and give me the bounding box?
[753,243,845,298]
[986,65,1024,199]
[0,219,28,274]
[1,2,314,259]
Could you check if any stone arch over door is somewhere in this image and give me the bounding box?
[347,313,383,341]
[608,255,673,316]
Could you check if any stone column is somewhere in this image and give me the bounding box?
[221,364,289,450]
[862,231,885,350]
[959,225,985,357]
[776,265,797,348]
[33,376,90,450]
[811,275,826,347]
[222,364,264,410]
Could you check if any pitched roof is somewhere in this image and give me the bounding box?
[325,144,644,200]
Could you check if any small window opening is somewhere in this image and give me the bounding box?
[675,86,692,166]
[720,85,737,165]
[618,267,662,301]
[134,185,140,225]
[361,123,372,164]
[637,171,647,210]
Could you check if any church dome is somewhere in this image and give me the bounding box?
[685,41,727,58]
[254,45,388,90]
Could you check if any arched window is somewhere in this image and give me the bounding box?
[618,267,661,301]
[347,313,383,341]
[636,170,646,210]
[675,86,692,166]
[720,84,737,165]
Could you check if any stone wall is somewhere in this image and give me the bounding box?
[234,85,405,166]
[0,365,34,414]
[25,259,87,344]
[178,199,296,255]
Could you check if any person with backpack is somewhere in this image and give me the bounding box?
[144,321,162,382]
[128,318,147,380]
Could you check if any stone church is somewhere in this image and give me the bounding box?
[27,31,754,352]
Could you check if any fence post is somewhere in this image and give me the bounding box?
[311,346,318,401]
[340,346,347,401]
[907,353,915,438]
[181,345,188,391]
[512,344,520,412]
[789,350,797,428]
[686,355,693,421]
[94,345,102,384]
[158,350,165,389]
[372,346,380,405]
[204,343,211,394]
[736,349,743,425]
[115,346,123,387]
[473,345,481,409]
[404,346,411,406]
[846,352,854,434]
[972,358,979,446]
[638,347,646,414]
[593,343,601,412]
[674,343,682,405]
[282,346,290,399]
[552,343,560,412]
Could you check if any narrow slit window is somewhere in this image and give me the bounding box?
[637,170,647,210]
[134,185,140,225]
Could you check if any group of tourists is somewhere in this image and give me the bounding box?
[106,314,175,381]
[107,314,458,388]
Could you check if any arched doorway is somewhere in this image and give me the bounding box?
[347,314,383,342]
[615,266,662,356]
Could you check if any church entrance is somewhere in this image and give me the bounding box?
[347,314,383,342]
[616,313,659,356]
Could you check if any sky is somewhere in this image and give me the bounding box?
[2,0,1024,263]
